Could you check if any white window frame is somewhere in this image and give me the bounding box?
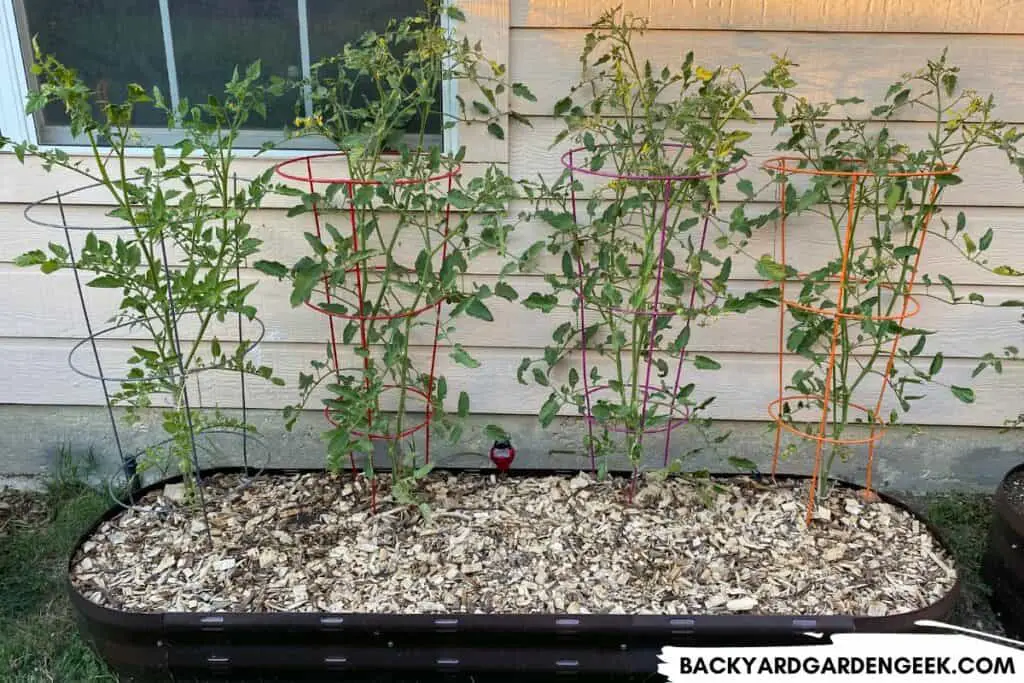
[0,0,33,145]
[0,0,465,158]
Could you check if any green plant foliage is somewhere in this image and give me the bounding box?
[1,46,284,498]
[766,50,1024,504]
[254,1,530,504]
[515,8,797,483]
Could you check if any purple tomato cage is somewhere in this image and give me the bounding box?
[560,143,746,474]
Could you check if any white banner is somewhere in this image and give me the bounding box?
[657,622,1024,683]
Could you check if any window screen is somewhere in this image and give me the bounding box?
[18,0,441,148]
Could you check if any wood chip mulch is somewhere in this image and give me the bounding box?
[69,471,957,617]
[0,488,49,537]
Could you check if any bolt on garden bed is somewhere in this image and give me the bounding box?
[71,469,956,618]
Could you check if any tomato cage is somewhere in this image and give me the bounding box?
[561,143,745,475]
[25,179,271,545]
[762,156,955,523]
[274,152,460,475]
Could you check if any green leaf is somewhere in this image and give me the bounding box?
[304,232,328,256]
[486,122,505,140]
[755,255,788,282]
[516,357,531,384]
[993,265,1023,277]
[14,250,47,267]
[693,355,721,370]
[737,179,754,199]
[132,346,160,362]
[727,456,758,472]
[935,174,963,186]
[885,183,902,212]
[484,424,509,441]
[938,274,956,300]
[950,385,975,404]
[253,260,289,278]
[554,97,572,116]
[523,293,558,313]
[445,5,466,20]
[537,209,575,231]
[929,353,944,376]
[494,281,518,301]
[512,83,537,102]
[539,394,560,427]
[86,275,123,288]
[909,335,926,357]
[941,73,958,97]
[465,298,494,322]
[446,189,475,210]
[714,257,732,288]
[457,391,469,418]
[892,246,918,260]
[450,345,481,369]
[979,228,994,252]
[561,250,575,279]
[795,187,820,212]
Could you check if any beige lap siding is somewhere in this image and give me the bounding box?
[0,0,1021,427]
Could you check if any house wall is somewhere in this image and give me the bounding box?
[0,0,1021,486]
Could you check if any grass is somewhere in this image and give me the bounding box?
[0,463,1006,682]
[0,476,115,682]
[915,490,1002,634]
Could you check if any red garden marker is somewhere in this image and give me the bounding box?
[489,440,516,473]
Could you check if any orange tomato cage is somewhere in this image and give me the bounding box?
[761,156,956,525]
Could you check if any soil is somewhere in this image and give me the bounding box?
[69,471,957,618]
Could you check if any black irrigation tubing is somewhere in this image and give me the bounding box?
[105,428,272,513]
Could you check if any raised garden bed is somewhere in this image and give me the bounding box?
[984,463,1024,639]
[68,467,960,680]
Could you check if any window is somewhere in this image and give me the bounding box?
[1,0,449,150]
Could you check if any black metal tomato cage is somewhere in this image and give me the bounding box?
[27,179,270,536]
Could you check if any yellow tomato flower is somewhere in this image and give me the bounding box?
[293,114,324,130]
[695,66,714,82]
